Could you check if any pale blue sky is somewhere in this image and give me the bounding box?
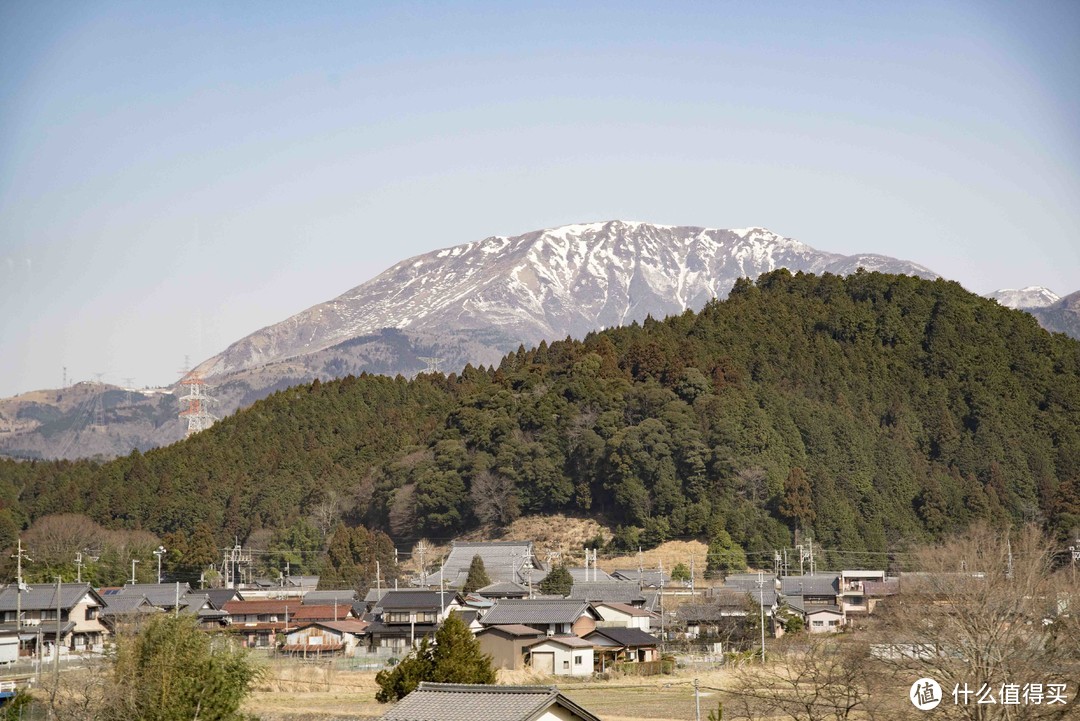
[1,1,1078,397]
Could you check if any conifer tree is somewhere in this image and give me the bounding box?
[462,554,491,594]
[375,614,495,702]
[539,563,573,596]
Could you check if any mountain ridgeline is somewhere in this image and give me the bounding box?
[2,271,1079,565]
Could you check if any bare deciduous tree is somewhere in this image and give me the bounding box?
[725,636,882,721]
[470,469,520,527]
[869,523,1077,721]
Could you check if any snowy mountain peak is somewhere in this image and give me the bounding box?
[193,221,939,378]
[986,286,1060,309]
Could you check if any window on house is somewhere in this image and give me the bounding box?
[574,655,583,665]
[41,610,58,621]
[86,607,99,620]
[813,620,824,627]
[563,660,570,669]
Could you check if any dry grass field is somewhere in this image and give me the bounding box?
[242,661,738,721]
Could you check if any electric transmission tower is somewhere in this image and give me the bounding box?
[178,371,217,437]
[418,356,444,374]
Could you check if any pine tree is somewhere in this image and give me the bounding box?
[539,563,573,596]
[462,554,491,594]
[779,467,815,532]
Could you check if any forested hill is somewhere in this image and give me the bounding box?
[3,270,1079,566]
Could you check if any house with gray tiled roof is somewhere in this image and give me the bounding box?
[476,581,531,599]
[585,627,660,668]
[479,599,600,637]
[568,581,650,607]
[378,683,601,721]
[0,583,109,656]
[367,591,464,652]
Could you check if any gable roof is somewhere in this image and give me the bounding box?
[304,589,359,604]
[594,601,653,618]
[568,581,646,604]
[479,599,598,626]
[379,682,601,721]
[112,583,195,608]
[476,581,530,597]
[476,624,546,638]
[585,627,658,648]
[525,635,595,650]
[611,569,669,587]
[293,620,369,635]
[379,591,460,611]
[100,595,160,617]
[780,575,839,597]
[204,588,244,607]
[0,583,103,612]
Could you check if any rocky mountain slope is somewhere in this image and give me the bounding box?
[1026,290,1080,339]
[986,286,1060,309]
[195,221,937,378]
[1,220,941,460]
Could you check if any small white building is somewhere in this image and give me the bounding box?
[806,607,845,634]
[282,620,369,656]
[525,636,594,677]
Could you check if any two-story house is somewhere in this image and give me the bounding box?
[367,590,463,651]
[0,583,109,657]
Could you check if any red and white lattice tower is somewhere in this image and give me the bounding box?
[178,372,217,437]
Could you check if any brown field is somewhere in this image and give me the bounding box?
[242,661,738,721]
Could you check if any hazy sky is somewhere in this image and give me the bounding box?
[2,1,1078,398]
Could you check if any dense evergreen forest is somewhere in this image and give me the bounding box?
[2,270,1078,580]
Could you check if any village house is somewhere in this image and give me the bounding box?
[281,620,369,657]
[584,627,661,671]
[524,636,595,677]
[569,581,658,610]
[0,583,109,657]
[223,599,306,648]
[479,599,600,637]
[378,683,602,721]
[98,595,160,632]
[475,581,531,599]
[366,590,463,651]
[592,601,655,631]
[474,624,547,670]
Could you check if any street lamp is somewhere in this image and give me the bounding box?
[130,559,140,585]
[154,546,167,584]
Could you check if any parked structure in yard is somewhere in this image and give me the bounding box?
[378,682,602,721]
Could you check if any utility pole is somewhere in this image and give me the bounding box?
[154,546,166,584]
[130,559,139,585]
[416,541,427,585]
[1006,535,1014,581]
[757,570,766,663]
[75,552,83,584]
[808,535,815,576]
[12,540,30,661]
[694,678,701,721]
[659,559,665,641]
[54,576,62,687]
[690,555,695,592]
[376,560,382,601]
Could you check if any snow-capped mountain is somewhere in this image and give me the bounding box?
[986,286,1060,309]
[195,221,937,377]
